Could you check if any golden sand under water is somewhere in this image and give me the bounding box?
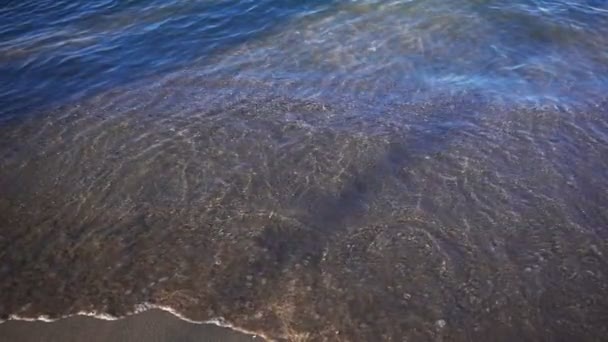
[1,73,607,340]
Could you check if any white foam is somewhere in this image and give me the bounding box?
[1,302,268,340]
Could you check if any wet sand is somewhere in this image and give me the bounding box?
[0,309,260,342]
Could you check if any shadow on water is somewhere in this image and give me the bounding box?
[250,143,410,278]
[245,99,476,303]
[0,0,337,120]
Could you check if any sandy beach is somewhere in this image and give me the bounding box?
[0,309,260,342]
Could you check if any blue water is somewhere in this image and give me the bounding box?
[1,0,608,119]
[0,0,334,117]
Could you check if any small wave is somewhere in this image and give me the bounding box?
[2,304,267,341]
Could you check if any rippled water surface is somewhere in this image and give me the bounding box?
[1,0,608,341]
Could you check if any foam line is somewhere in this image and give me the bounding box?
[1,303,270,341]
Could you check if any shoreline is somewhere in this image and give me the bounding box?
[0,308,264,342]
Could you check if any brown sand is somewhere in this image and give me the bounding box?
[0,309,260,342]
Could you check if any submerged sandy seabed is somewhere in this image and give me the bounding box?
[1,73,607,341]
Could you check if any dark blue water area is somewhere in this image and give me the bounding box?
[0,0,336,118]
[1,0,608,117]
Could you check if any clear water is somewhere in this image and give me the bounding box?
[1,0,608,341]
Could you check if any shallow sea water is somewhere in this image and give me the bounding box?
[1,0,608,341]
